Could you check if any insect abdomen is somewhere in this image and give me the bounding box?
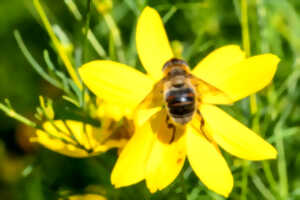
[166,88,196,124]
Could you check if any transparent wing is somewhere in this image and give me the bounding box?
[138,79,165,108]
[133,79,165,126]
[189,74,233,105]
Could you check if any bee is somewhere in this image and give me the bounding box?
[138,58,229,142]
[162,58,197,125]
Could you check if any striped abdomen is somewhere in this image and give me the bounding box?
[165,87,196,124]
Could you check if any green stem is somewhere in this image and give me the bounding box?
[275,128,289,198]
[33,0,82,89]
[87,30,107,58]
[262,161,280,198]
[273,104,291,199]
[180,172,188,200]
[241,0,257,115]
[14,30,64,91]
[103,13,126,62]
[0,103,37,127]
[276,133,288,199]
[241,0,251,57]
[162,6,178,23]
[64,0,82,21]
[82,0,92,63]
[240,1,259,199]
[250,172,276,200]
[64,0,107,58]
[241,161,250,200]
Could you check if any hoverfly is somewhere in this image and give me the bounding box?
[138,58,230,143]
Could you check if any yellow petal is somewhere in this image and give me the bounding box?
[136,6,174,81]
[145,136,186,193]
[111,119,155,187]
[193,45,245,77]
[35,120,100,158]
[64,194,106,200]
[192,45,245,104]
[194,53,280,103]
[95,139,128,152]
[79,60,154,110]
[186,125,233,197]
[95,118,132,151]
[134,107,162,127]
[97,99,131,121]
[145,111,186,193]
[200,104,277,160]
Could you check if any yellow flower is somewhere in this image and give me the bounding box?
[31,95,133,157]
[60,194,106,200]
[31,119,129,158]
[79,7,279,197]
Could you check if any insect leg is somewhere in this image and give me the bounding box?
[196,109,221,152]
[196,109,205,129]
[196,109,211,141]
[166,115,176,143]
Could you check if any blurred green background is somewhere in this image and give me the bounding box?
[1,0,300,199]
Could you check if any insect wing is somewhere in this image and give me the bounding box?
[138,79,165,108]
[133,79,165,126]
[189,75,233,105]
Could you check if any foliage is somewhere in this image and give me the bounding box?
[0,0,300,199]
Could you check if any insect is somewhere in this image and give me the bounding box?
[162,59,197,125]
[138,58,230,142]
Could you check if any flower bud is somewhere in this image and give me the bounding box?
[94,0,113,14]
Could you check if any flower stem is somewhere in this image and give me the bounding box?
[262,161,280,198]
[240,1,256,199]
[256,0,282,199]
[274,105,291,199]
[276,132,289,199]
[82,0,92,63]
[0,102,37,128]
[14,30,65,91]
[33,0,82,89]
[241,0,257,115]
[180,171,188,199]
[64,0,82,21]
[250,172,276,200]
[103,13,126,63]
[241,0,251,58]
[87,30,107,58]
[64,0,107,58]
[241,161,249,200]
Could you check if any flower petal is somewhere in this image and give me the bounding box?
[135,106,162,127]
[66,194,106,200]
[193,53,280,103]
[192,45,245,104]
[111,118,155,187]
[136,6,174,81]
[192,45,245,77]
[200,104,277,160]
[145,111,186,193]
[97,99,130,121]
[34,120,101,157]
[186,125,233,197]
[79,60,154,110]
